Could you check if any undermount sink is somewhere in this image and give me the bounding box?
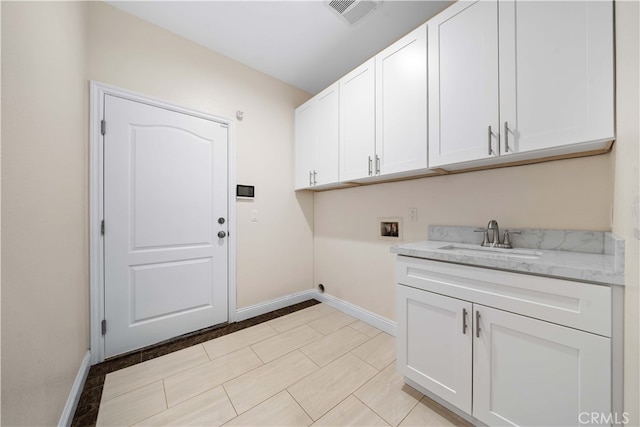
[439,244,543,260]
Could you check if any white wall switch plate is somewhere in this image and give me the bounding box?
[251,210,258,222]
[408,208,418,222]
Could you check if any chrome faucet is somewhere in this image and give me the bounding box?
[487,219,501,246]
[475,219,520,249]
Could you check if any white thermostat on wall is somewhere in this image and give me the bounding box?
[236,185,255,199]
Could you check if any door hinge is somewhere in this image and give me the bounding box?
[101,220,105,235]
[101,319,107,335]
[101,120,106,135]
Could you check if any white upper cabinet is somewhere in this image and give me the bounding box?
[340,24,430,183]
[340,58,376,182]
[428,1,500,167]
[499,0,614,156]
[376,24,428,176]
[294,99,315,190]
[428,0,614,169]
[296,23,430,189]
[313,84,340,187]
[294,82,339,190]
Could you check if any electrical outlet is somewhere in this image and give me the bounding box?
[251,210,258,222]
[408,208,418,222]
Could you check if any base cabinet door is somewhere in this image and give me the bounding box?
[473,305,611,426]
[397,285,472,414]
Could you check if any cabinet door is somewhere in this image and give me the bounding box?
[313,83,340,186]
[397,285,472,414]
[428,0,499,168]
[376,24,427,176]
[499,1,614,156]
[340,58,376,181]
[294,100,315,190]
[473,305,611,426]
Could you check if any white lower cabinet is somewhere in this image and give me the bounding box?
[473,305,610,427]
[397,285,472,413]
[397,258,613,426]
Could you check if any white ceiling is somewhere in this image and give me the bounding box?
[107,1,452,94]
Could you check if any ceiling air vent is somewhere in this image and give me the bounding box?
[326,0,383,25]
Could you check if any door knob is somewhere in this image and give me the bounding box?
[218,231,227,238]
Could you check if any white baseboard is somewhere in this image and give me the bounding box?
[235,289,317,321]
[58,350,91,427]
[314,291,397,336]
[234,289,396,337]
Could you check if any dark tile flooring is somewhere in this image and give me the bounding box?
[71,299,321,427]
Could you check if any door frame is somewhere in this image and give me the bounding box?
[89,81,237,364]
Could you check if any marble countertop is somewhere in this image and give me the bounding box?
[391,226,625,286]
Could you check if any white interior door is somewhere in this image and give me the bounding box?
[104,95,229,358]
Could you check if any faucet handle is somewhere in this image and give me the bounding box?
[502,230,521,248]
[474,229,490,247]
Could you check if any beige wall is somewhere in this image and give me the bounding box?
[1,2,89,425]
[1,1,314,424]
[315,155,613,319]
[1,0,4,416]
[612,0,640,423]
[87,2,314,309]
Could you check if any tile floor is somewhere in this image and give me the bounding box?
[95,303,471,427]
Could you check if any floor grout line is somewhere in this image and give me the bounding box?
[72,299,321,426]
[100,356,212,403]
[352,393,394,427]
[284,389,315,425]
[349,349,387,372]
[203,323,281,362]
[80,303,462,427]
[161,379,168,410]
[221,383,240,421]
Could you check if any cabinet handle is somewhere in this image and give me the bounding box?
[309,171,313,186]
[368,156,373,176]
[313,170,317,185]
[462,308,468,335]
[504,121,509,153]
[375,155,381,175]
[487,125,494,155]
[476,310,481,338]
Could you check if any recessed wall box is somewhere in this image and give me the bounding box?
[378,217,403,241]
[236,185,255,199]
